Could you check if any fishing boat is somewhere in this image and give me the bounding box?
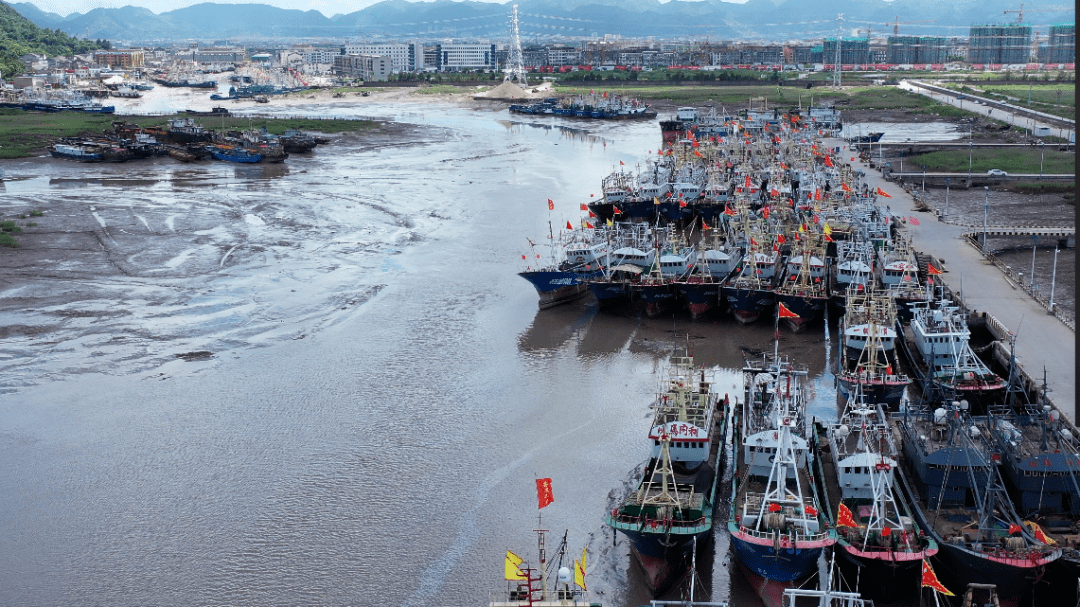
[493,528,597,607]
[49,143,102,162]
[675,230,741,319]
[721,246,780,325]
[892,400,1061,606]
[728,349,836,584]
[606,354,726,596]
[632,239,692,318]
[519,228,609,309]
[836,288,911,407]
[774,238,828,332]
[898,295,1006,411]
[813,388,937,602]
[206,144,263,163]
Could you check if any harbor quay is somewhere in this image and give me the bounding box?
[827,136,1076,422]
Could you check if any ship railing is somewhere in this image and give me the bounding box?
[840,370,909,385]
[608,511,709,530]
[733,524,832,543]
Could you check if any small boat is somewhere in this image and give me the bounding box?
[49,143,101,162]
[206,144,263,163]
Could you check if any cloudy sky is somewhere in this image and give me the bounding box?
[28,0,740,18]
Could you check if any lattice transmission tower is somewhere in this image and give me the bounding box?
[504,4,528,86]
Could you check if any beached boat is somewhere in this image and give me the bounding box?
[892,400,1061,606]
[206,144,263,163]
[836,288,911,407]
[813,388,937,603]
[728,350,836,584]
[606,354,726,596]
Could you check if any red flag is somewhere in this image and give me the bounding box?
[750,237,758,246]
[780,162,787,169]
[814,188,821,201]
[763,207,770,219]
[1008,524,1023,535]
[841,182,852,193]
[588,210,596,218]
[536,478,554,509]
[679,199,687,207]
[725,206,736,216]
[824,233,833,242]
[702,220,710,230]
[824,155,834,168]
[778,302,799,319]
[744,175,751,188]
[927,264,942,275]
[585,221,595,229]
[805,505,818,517]
[776,233,785,244]
[548,199,554,210]
[580,203,588,211]
[613,206,622,215]
[836,503,858,527]
[770,188,779,197]
[619,160,624,165]
[921,560,955,596]
[565,221,573,230]
[876,187,892,198]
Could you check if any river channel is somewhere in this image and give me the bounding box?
[0,101,991,606]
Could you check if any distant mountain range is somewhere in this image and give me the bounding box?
[8,0,1076,44]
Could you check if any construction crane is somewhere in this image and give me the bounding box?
[892,16,935,36]
[857,28,874,65]
[1004,3,1074,23]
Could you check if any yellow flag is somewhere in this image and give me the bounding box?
[654,196,661,205]
[606,218,613,227]
[505,550,526,581]
[823,222,832,235]
[574,547,587,590]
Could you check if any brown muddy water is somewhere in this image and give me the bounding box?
[0,103,1057,606]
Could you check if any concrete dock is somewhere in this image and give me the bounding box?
[827,137,1076,422]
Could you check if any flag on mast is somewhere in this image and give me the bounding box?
[548,199,554,210]
[778,302,799,319]
[574,547,587,589]
[505,551,527,580]
[921,559,955,596]
[876,187,892,198]
[536,478,554,509]
[927,264,942,275]
[836,502,859,527]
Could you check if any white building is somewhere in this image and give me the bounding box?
[434,43,496,71]
[333,54,391,81]
[341,43,423,72]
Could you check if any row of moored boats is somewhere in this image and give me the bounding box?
[496,104,1079,607]
[48,118,328,164]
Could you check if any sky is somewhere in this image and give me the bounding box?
[27,0,742,18]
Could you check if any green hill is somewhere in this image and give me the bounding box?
[0,1,103,78]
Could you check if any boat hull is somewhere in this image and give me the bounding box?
[728,526,827,582]
[518,270,592,309]
[723,286,774,324]
[676,280,722,319]
[834,543,925,603]
[587,279,631,308]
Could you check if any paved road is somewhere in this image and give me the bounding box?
[899,80,1075,141]
[828,137,1076,422]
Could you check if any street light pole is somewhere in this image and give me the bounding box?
[1030,235,1037,295]
[982,186,989,255]
[922,165,926,191]
[1040,141,1045,178]
[968,138,973,179]
[944,178,950,219]
[1048,247,1058,313]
